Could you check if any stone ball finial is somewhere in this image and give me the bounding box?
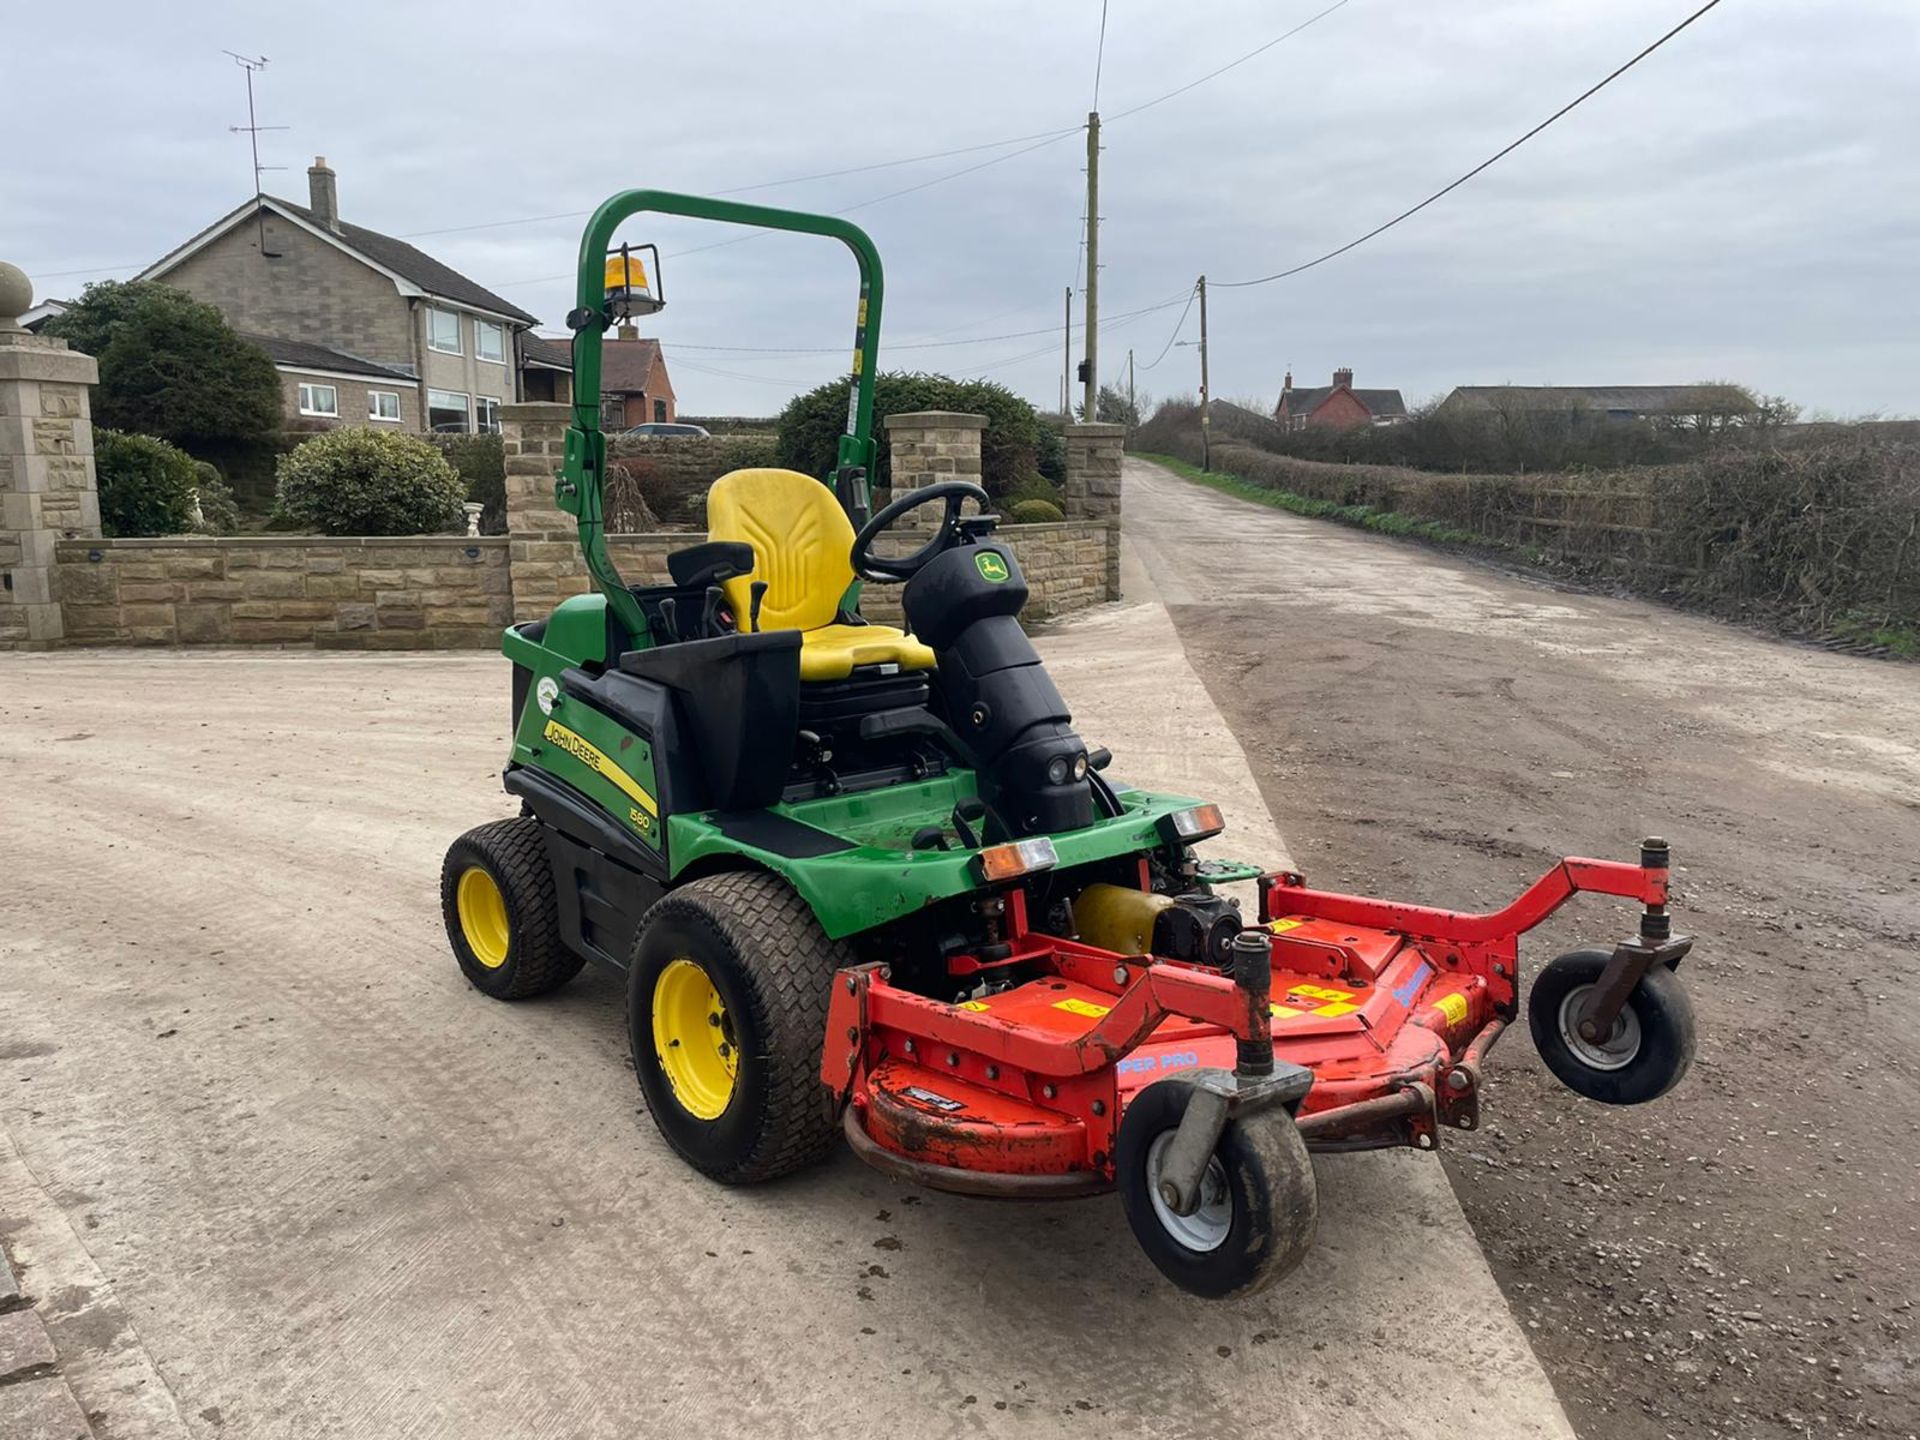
[0,261,32,331]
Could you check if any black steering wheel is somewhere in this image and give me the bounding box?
[850,480,994,583]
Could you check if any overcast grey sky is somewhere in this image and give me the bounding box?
[7,0,1917,417]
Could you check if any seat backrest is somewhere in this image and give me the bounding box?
[706,468,855,634]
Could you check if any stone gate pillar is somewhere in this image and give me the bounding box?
[499,401,590,622]
[882,411,985,528]
[0,263,101,650]
[1064,422,1125,599]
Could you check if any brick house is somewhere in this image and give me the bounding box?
[517,325,677,427]
[135,157,537,434]
[1275,368,1408,430]
[518,334,573,405]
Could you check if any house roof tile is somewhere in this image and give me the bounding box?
[269,197,538,324]
[1442,385,1710,413]
[239,332,417,381]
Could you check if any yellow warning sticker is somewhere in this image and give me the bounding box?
[958,1000,991,1012]
[1268,917,1307,934]
[1053,997,1112,1019]
[1311,1001,1361,1018]
[1287,983,1356,1003]
[1435,993,1470,1026]
[1269,1003,1304,1019]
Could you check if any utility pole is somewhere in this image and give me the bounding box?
[224,51,286,256]
[1197,275,1211,472]
[1081,111,1100,422]
[1127,347,1135,425]
[1061,286,1073,416]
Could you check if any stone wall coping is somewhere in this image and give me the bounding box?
[1065,422,1128,439]
[883,411,987,430]
[499,401,571,422]
[54,534,510,552]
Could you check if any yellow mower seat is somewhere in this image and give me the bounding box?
[706,468,936,683]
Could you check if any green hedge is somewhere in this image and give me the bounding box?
[274,428,466,536]
[776,373,1062,498]
[93,430,201,537]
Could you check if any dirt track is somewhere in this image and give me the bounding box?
[0,601,1576,1436]
[1126,457,1920,1439]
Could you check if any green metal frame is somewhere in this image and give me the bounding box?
[553,189,885,638]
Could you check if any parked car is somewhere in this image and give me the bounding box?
[617,422,711,439]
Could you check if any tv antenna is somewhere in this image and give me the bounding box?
[224,51,288,254]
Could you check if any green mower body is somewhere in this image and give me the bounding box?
[499,589,1235,960]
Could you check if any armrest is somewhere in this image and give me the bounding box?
[667,540,755,591]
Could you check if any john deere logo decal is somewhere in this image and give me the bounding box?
[975,552,1010,583]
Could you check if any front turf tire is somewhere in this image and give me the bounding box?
[441,818,582,1000]
[629,870,851,1184]
[1116,1073,1319,1300]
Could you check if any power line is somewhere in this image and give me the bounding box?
[398,126,1081,241]
[485,129,1082,290]
[1106,0,1356,124]
[960,297,1174,378]
[1092,0,1111,110]
[1137,281,1200,370]
[640,291,1191,357]
[1214,0,1728,289]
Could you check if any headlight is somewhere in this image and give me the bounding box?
[1046,756,1072,786]
[975,837,1060,882]
[1156,803,1226,845]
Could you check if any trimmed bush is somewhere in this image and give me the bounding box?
[1007,498,1065,524]
[93,429,200,537]
[274,427,466,536]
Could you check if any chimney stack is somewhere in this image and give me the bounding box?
[308,157,340,233]
[1333,367,1354,390]
[615,322,638,341]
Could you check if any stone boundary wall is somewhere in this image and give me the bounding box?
[23,399,1121,649]
[44,519,1116,648]
[53,535,511,648]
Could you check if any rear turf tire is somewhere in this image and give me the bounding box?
[629,870,851,1184]
[1116,1073,1319,1300]
[441,818,582,1000]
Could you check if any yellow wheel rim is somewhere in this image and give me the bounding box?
[456,866,512,970]
[652,958,738,1120]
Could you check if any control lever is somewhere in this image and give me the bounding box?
[749,581,769,633]
[950,798,986,850]
[910,825,951,853]
[657,596,679,641]
[700,586,725,638]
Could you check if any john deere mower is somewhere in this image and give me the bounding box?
[442,191,1697,1299]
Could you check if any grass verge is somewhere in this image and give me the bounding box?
[1134,451,1518,554]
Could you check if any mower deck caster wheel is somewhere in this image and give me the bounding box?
[441,818,582,1000]
[1116,1074,1318,1300]
[1529,948,1695,1105]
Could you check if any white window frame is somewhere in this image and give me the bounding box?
[427,307,462,355]
[474,396,502,434]
[297,382,339,417]
[474,320,505,364]
[368,390,403,423]
[427,389,471,432]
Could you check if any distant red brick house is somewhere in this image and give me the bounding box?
[1275,368,1407,430]
[516,324,676,428]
